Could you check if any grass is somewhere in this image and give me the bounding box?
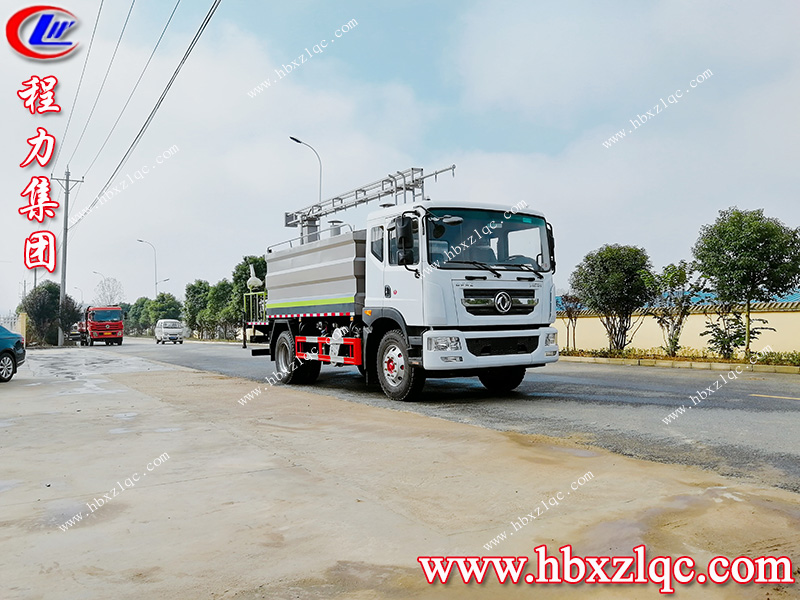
[560,347,800,366]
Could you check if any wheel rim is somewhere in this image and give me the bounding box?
[0,356,13,379]
[382,343,405,387]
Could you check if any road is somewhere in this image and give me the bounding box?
[3,341,799,599]
[110,337,800,492]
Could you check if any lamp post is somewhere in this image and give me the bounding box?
[136,239,159,297]
[289,136,322,242]
[73,286,84,304]
[92,270,107,282]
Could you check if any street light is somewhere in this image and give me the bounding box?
[289,136,323,243]
[136,239,159,297]
[73,286,83,304]
[92,270,107,282]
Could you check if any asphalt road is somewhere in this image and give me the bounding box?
[107,337,800,492]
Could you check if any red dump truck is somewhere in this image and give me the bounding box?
[81,306,124,346]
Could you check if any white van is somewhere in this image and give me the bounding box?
[155,319,184,344]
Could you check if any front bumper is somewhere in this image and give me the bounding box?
[91,330,123,339]
[421,327,559,370]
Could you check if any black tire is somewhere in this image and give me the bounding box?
[179,341,183,344]
[478,366,527,393]
[89,338,94,346]
[376,330,425,401]
[274,330,300,384]
[155,338,158,344]
[0,353,15,382]
[117,339,123,346]
[173,341,177,344]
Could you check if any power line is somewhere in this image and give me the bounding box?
[66,0,137,167]
[83,0,182,175]
[70,0,222,231]
[52,0,105,170]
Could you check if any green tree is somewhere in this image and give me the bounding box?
[17,281,79,345]
[146,293,182,325]
[59,295,82,337]
[208,279,235,339]
[570,244,654,351]
[693,208,800,356]
[229,256,266,322]
[127,297,151,335]
[197,307,217,339]
[184,279,210,336]
[700,307,774,359]
[643,261,704,356]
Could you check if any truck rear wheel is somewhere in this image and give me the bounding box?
[478,366,527,393]
[377,330,425,401]
[274,330,321,385]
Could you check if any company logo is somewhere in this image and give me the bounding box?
[494,291,512,314]
[105,324,110,329]
[7,6,78,60]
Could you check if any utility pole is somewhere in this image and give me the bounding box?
[52,167,84,346]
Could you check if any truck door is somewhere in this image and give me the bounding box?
[365,224,386,311]
[384,215,424,325]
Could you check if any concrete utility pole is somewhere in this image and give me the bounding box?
[52,167,84,346]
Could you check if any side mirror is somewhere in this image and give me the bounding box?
[396,216,414,250]
[546,222,556,273]
[397,249,414,265]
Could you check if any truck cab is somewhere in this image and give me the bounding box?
[82,306,124,346]
[362,200,559,398]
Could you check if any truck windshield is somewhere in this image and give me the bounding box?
[426,208,551,272]
[90,310,122,322]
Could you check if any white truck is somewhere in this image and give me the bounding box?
[245,165,559,400]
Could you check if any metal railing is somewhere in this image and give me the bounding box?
[244,291,268,323]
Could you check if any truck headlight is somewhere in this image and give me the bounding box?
[545,332,557,346]
[427,336,462,351]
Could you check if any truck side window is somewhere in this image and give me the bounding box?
[370,226,384,262]
[388,218,419,265]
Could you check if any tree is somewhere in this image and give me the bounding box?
[570,244,653,351]
[700,306,774,359]
[17,281,79,345]
[184,280,210,336]
[93,277,125,305]
[59,295,82,336]
[127,297,151,335]
[556,294,581,351]
[693,208,800,356]
[146,293,182,324]
[643,261,704,356]
[207,279,235,339]
[229,256,266,322]
[18,281,61,344]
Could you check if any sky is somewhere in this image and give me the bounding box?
[2,0,799,313]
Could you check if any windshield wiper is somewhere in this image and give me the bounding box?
[496,263,543,279]
[449,260,502,278]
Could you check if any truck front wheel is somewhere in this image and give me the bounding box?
[478,366,527,393]
[377,330,425,401]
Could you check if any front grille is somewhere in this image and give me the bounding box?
[466,336,539,356]
[461,288,538,315]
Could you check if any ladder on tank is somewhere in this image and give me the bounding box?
[285,164,456,243]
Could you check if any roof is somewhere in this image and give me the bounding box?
[556,290,800,316]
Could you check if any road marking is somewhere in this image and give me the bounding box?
[750,394,800,401]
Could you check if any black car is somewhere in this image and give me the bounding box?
[0,325,26,382]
